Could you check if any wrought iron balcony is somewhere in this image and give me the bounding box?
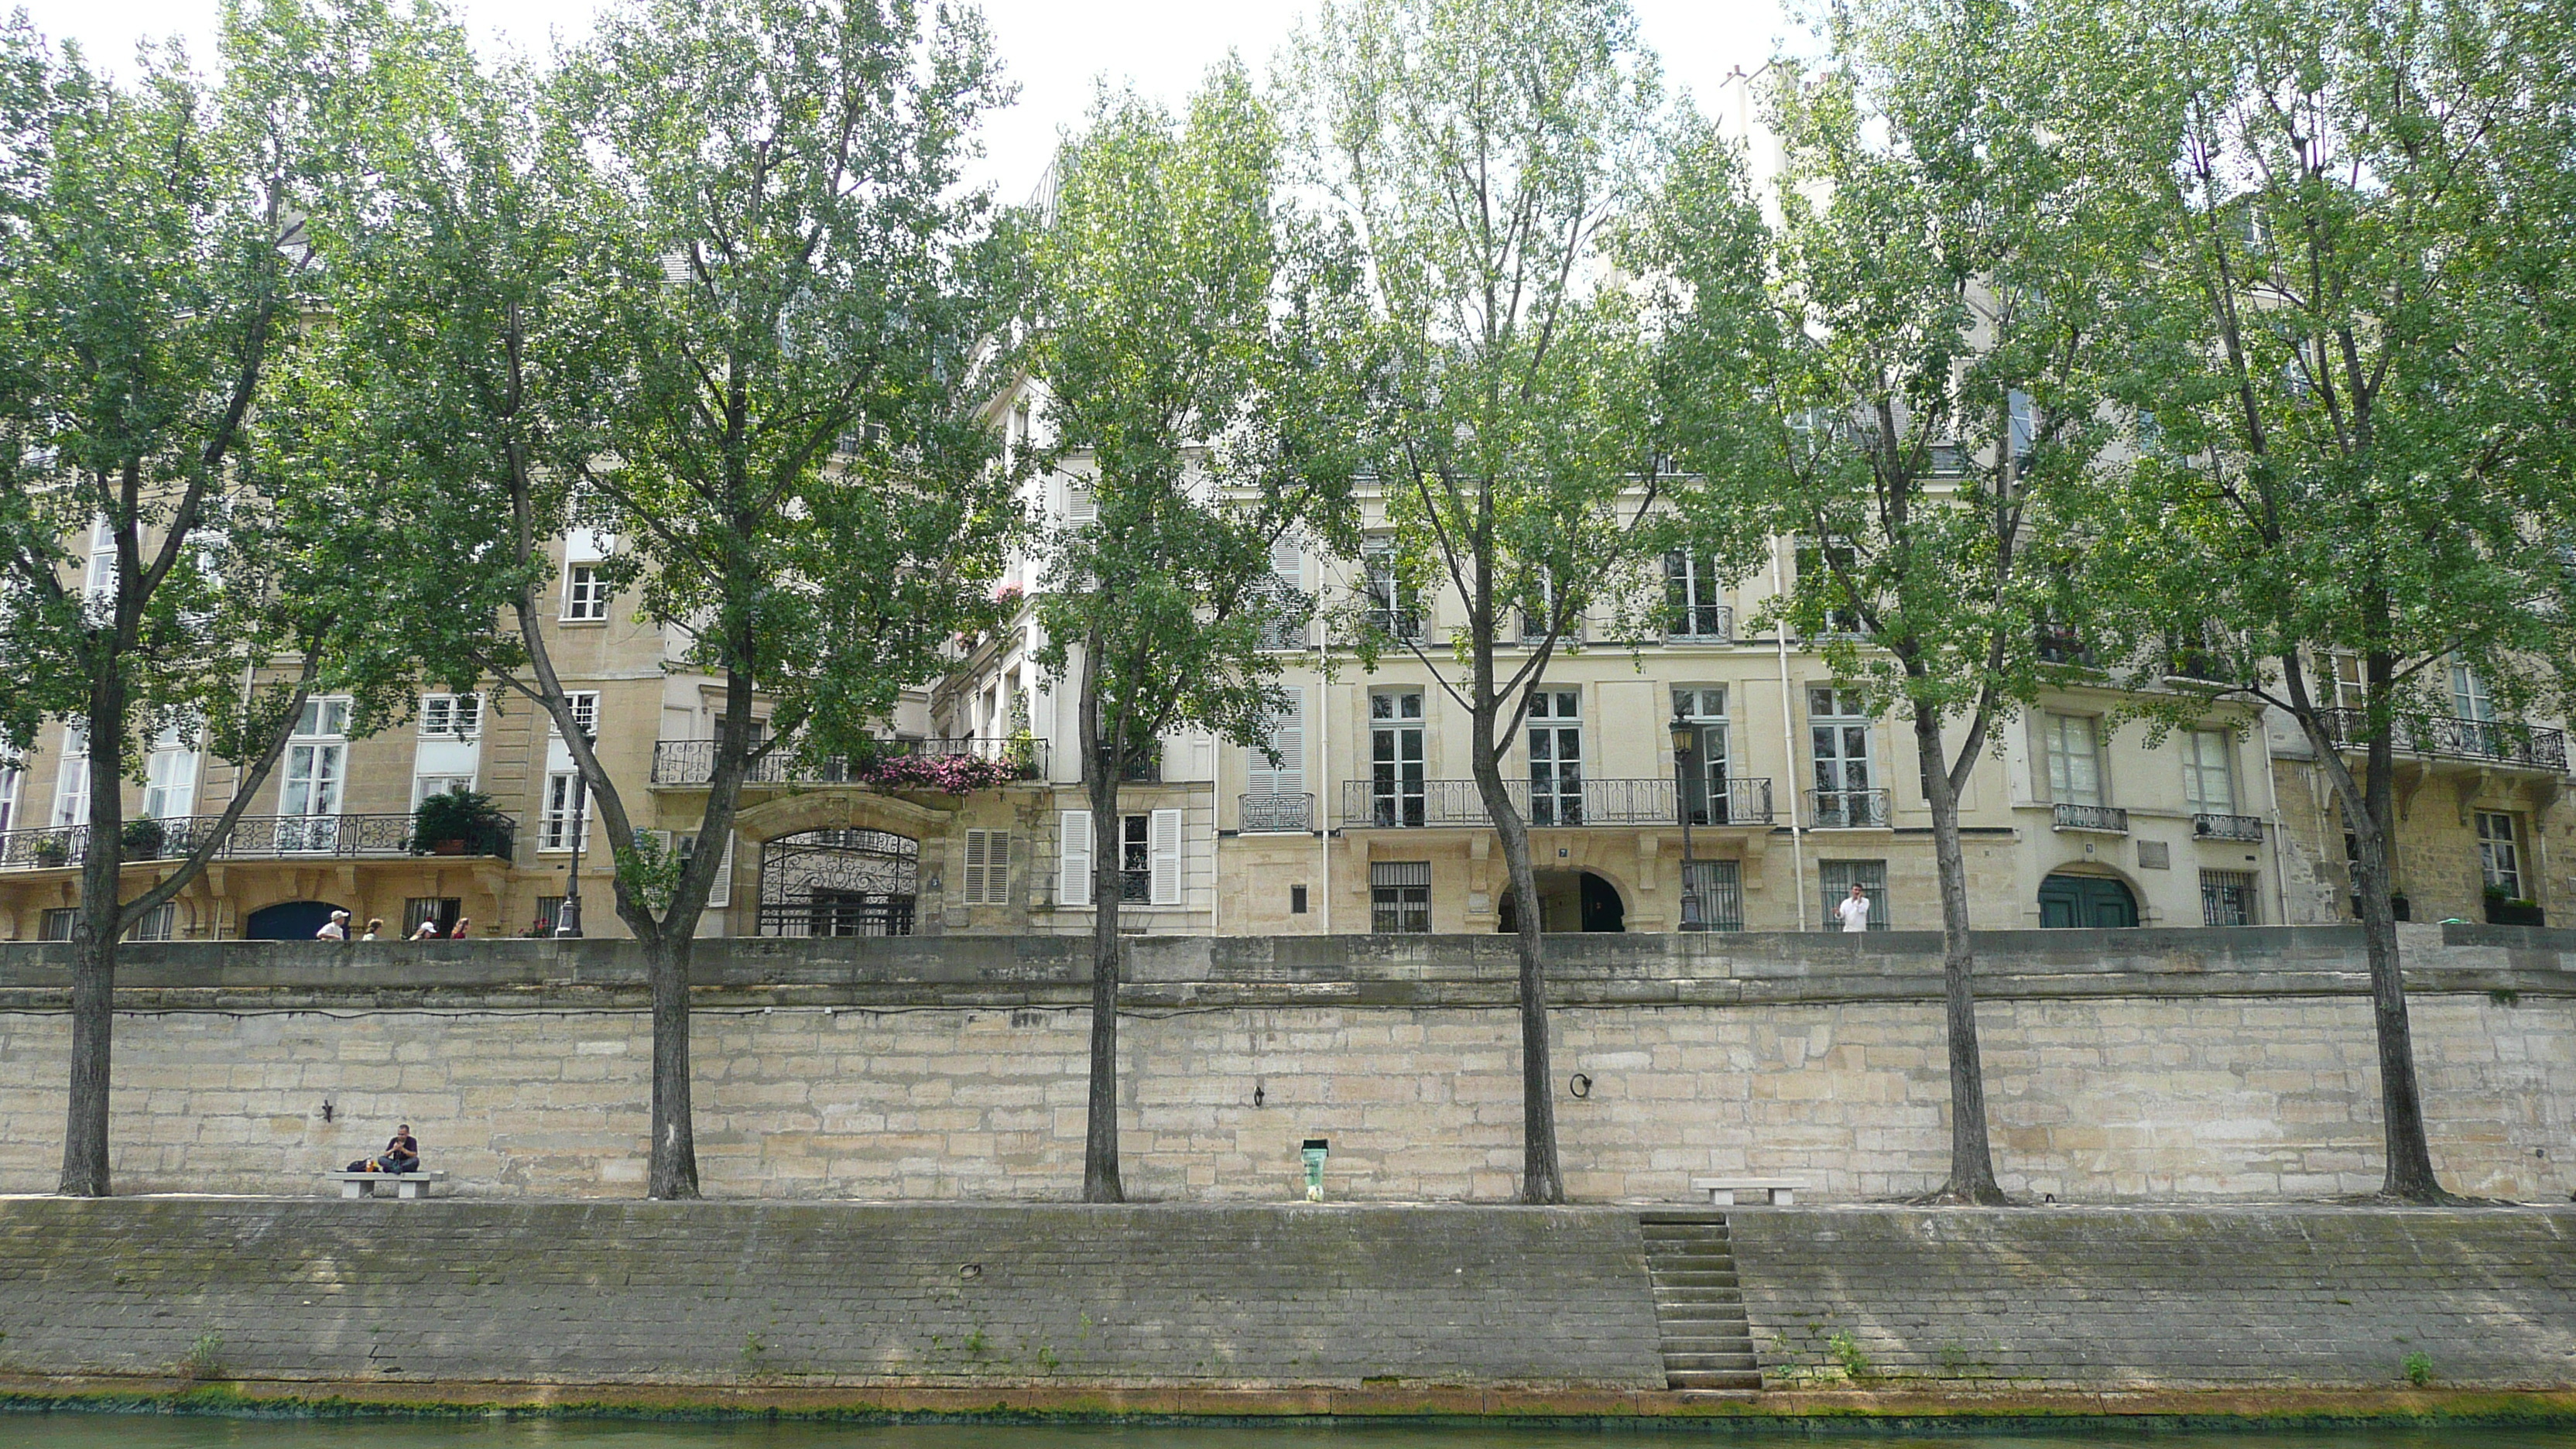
[1238,793,1315,833]
[2192,812,2265,842]
[651,736,1047,787]
[2317,709,2568,773]
[1807,788,1891,829]
[1680,777,1775,827]
[1339,777,1775,829]
[0,813,516,872]
[2052,802,2130,834]
[1664,604,1734,643]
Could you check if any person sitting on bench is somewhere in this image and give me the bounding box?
[347,1123,420,1175]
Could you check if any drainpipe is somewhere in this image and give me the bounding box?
[1317,614,1331,936]
[1772,536,1807,931]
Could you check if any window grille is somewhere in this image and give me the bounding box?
[1371,860,1432,934]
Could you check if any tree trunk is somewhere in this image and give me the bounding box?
[645,929,701,1198]
[2352,724,2444,1201]
[1475,742,1561,1204]
[1079,646,1125,1204]
[1913,704,2006,1204]
[60,677,128,1197]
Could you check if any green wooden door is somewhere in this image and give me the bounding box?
[2038,873,2138,928]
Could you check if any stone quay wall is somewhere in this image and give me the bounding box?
[0,923,2568,1203]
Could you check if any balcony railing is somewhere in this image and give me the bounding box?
[1680,777,1776,827]
[2052,802,2130,834]
[1238,793,1314,833]
[2317,709,2568,772]
[1807,788,1890,829]
[651,736,1047,787]
[1665,605,1734,643]
[0,813,516,872]
[1339,777,1776,829]
[2192,812,2265,842]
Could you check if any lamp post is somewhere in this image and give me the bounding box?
[1670,704,1698,931]
[553,753,589,940]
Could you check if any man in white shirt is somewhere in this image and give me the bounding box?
[1836,883,1871,933]
[315,910,350,941]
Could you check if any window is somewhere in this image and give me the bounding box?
[1056,808,1177,907]
[420,694,482,738]
[1518,573,1573,642]
[125,902,176,941]
[142,724,199,820]
[1794,541,1866,635]
[2451,663,2496,754]
[84,515,116,605]
[1370,690,1427,827]
[1245,687,1305,808]
[1927,443,1968,477]
[1363,548,1421,641]
[405,897,461,936]
[1818,859,1890,931]
[562,564,610,622]
[413,774,478,807]
[51,718,89,828]
[40,906,79,941]
[1682,858,1742,932]
[1664,553,1729,640]
[1290,884,1308,914]
[540,772,591,851]
[2476,812,2523,899]
[1526,689,1583,825]
[1371,860,1431,933]
[0,764,18,834]
[961,829,1011,906]
[2201,870,2257,927]
[533,896,566,935]
[1119,814,1152,902]
[280,700,351,851]
[1064,481,1098,523]
[676,830,734,907]
[2044,713,2104,807]
[2007,389,2035,471]
[1673,687,1732,824]
[552,691,601,738]
[2180,729,2235,814]
[1257,536,1307,650]
[2329,653,2366,710]
[1809,687,1880,827]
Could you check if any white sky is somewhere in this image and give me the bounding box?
[26,0,1798,198]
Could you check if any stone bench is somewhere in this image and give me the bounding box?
[327,1170,447,1200]
[1690,1176,1804,1207]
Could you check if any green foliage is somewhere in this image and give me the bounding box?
[183,1331,224,1381]
[1826,1328,1875,1382]
[2405,1351,2434,1387]
[614,829,684,919]
[118,817,166,856]
[409,787,505,855]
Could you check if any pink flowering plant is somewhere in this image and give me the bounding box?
[852,750,1026,793]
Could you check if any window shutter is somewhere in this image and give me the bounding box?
[1249,688,1304,797]
[1148,807,1183,906]
[709,832,733,907]
[1065,482,1097,523]
[1059,810,1091,906]
[964,828,1010,906]
[964,829,988,904]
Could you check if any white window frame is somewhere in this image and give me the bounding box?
[540,772,593,853]
[561,563,611,622]
[0,764,19,835]
[2180,728,2235,814]
[2044,711,2105,807]
[2476,811,2523,899]
[419,694,483,738]
[1246,687,1305,804]
[51,718,90,828]
[1526,687,1584,825]
[142,723,200,821]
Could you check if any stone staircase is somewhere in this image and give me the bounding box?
[1639,1211,1762,1391]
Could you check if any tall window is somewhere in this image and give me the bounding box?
[50,719,89,828]
[406,897,461,936]
[1809,687,1879,827]
[562,564,610,622]
[2044,712,2104,807]
[2007,389,2035,471]
[1682,858,1742,932]
[0,764,18,834]
[84,516,115,604]
[1245,687,1305,813]
[540,772,591,851]
[1518,573,1571,642]
[1673,687,1731,824]
[1364,548,1420,641]
[2180,728,2235,814]
[1257,536,1307,650]
[1794,540,1866,635]
[125,902,176,942]
[2476,812,2523,899]
[1370,860,1431,933]
[1664,553,1728,640]
[2200,870,2257,927]
[413,694,481,806]
[2451,662,2496,754]
[1817,859,1890,930]
[142,723,199,820]
[41,906,80,941]
[1370,690,1426,827]
[279,700,351,851]
[1527,689,1584,825]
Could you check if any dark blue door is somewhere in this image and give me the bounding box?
[243,900,347,940]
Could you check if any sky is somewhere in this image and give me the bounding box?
[22,0,1800,198]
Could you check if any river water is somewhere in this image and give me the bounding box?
[5,1416,2574,1449]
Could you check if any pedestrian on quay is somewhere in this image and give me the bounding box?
[316,909,351,941]
[409,917,444,941]
[449,916,471,940]
[1836,882,1872,933]
[360,918,383,941]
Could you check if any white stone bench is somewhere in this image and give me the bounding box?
[1690,1176,1804,1207]
[327,1170,447,1200]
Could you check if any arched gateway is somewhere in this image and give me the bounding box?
[759,828,919,937]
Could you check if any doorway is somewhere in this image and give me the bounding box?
[2038,872,2138,928]
[243,900,348,941]
[1498,869,1625,933]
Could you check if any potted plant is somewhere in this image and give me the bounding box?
[411,787,503,856]
[31,831,69,868]
[2485,887,2547,927]
[120,816,166,860]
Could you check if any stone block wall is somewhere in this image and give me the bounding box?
[0,925,2567,1202]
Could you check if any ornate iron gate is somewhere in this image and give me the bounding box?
[757,828,919,937]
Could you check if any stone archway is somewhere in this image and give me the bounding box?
[759,828,920,937]
[2039,871,2139,928]
[1497,869,1628,933]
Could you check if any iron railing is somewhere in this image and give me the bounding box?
[1807,788,1890,829]
[651,736,1047,786]
[2192,812,2265,842]
[1338,776,1774,829]
[2053,802,2131,834]
[2317,709,2568,772]
[1680,777,1776,827]
[0,813,516,872]
[1665,604,1734,643]
[1238,793,1314,833]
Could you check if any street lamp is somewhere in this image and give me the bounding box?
[1670,704,1699,931]
[554,751,590,940]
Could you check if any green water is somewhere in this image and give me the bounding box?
[4,1418,2574,1448]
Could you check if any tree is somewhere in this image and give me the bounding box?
[2053,0,2576,1200]
[327,0,1019,1197]
[1650,0,2127,1202]
[1024,63,1366,1201]
[1283,0,1693,1204]
[0,0,449,1197]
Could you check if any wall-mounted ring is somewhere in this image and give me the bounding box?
[1568,1072,1593,1099]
